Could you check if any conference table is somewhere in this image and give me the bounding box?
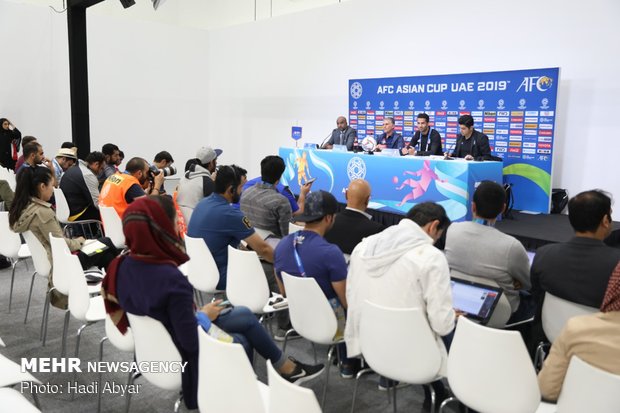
[278,146,503,222]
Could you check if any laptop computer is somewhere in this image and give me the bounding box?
[450,278,503,325]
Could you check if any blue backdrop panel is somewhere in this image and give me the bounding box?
[279,148,502,222]
[348,68,560,213]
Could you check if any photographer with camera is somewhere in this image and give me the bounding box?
[99,157,164,218]
[153,151,175,170]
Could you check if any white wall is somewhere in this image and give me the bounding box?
[207,0,620,218]
[1,0,619,218]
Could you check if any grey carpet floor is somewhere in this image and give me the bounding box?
[0,259,460,413]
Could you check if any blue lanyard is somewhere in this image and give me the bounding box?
[419,128,433,150]
[292,233,307,277]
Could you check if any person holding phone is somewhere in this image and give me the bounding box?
[0,118,22,170]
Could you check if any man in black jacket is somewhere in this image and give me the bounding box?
[325,179,385,254]
[402,113,443,156]
[449,114,492,160]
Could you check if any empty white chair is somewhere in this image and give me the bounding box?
[226,245,271,314]
[126,313,183,412]
[353,301,443,413]
[185,235,221,297]
[197,326,269,413]
[100,206,125,248]
[22,231,52,326]
[0,211,31,312]
[0,388,41,412]
[267,359,321,413]
[0,353,42,410]
[281,272,340,408]
[534,293,598,370]
[439,316,541,413]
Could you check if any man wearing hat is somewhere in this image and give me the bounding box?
[176,146,222,224]
[52,147,78,184]
[273,190,357,374]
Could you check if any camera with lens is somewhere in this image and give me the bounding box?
[148,164,177,179]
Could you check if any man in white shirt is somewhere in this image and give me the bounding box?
[345,202,455,409]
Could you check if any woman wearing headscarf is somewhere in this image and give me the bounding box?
[538,261,620,401]
[0,118,22,170]
[102,196,323,410]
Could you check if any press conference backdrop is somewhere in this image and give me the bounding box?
[348,68,560,214]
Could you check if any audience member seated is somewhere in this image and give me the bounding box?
[273,190,357,375]
[324,179,385,254]
[99,157,164,218]
[14,135,37,171]
[152,150,174,169]
[51,148,77,184]
[538,261,620,401]
[0,117,21,171]
[9,167,118,309]
[240,155,292,238]
[530,190,620,343]
[176,146,221,224]
[98,143,120,184]
[240,175,311,218]
[187,165,275,291]
[116,150,124,168]
[59,151,105,222]
[345,202,454,405]
[102,196,323,410]
[445,180,532,323]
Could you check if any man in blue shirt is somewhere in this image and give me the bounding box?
[376,116,404,151]
[274,190,358,377]
[187,164,274,291]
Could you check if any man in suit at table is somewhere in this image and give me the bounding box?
[322,116,357,151]
[325,179,385,255]
[402,113,443,156]
[448,114,492,160]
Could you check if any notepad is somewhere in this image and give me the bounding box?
[80,239,109,256]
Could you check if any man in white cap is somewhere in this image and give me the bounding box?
[176,146,222,224]
[52,147,78,184]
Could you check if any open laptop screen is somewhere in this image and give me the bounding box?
[450,278,503,324]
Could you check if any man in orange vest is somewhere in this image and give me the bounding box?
[99,157,164,218]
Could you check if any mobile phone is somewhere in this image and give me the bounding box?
[304,177,317,185]
[217,300,231,308]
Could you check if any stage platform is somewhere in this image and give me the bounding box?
[361,205,620,251]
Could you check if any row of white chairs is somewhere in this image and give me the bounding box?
[0,336,42,412]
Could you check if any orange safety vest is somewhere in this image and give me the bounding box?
[99,172,142,218]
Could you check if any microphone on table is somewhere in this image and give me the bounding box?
[320,132,333,149]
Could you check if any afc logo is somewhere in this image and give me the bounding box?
[516,76,553,93]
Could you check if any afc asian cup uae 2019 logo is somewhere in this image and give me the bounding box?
[347,157,367,180]
[350,82,363,99]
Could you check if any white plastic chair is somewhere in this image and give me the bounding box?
[267,359,321,413]
[538,356,620,413]
[226,245,271,314]
[353,301,443,413]
[0,388,41,412]
[281,272,340,407]
[439,316,541,413]
[100,206,125,248]
[534,293,598,370]
[289,222,304,234]
[0,353,42,410]
[22,231,52,327]
[197,326,269,413]
[53,187,102,238]
[0,211,31,312]
[126,313,183,412]
[97,314,135,413]
[184,235,222,302]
